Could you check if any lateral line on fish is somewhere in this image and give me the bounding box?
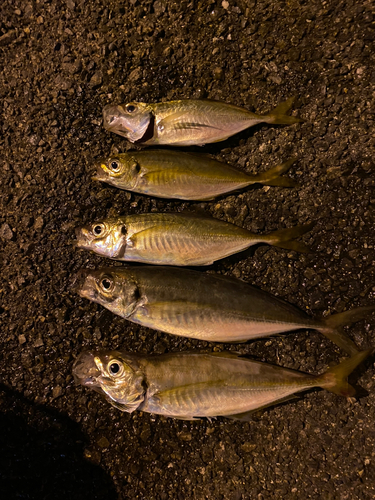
[172,122,221,131]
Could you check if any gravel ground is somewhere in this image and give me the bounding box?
[1,0,375,498]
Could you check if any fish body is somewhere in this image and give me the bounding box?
[75,266,368,354]
[73,349,370,420]
[75,212,311,265]
[102,97,301,146]
[93,150,297,200]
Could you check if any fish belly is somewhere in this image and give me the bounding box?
[131,302,307,342]
[125,232,252,266]
[145,100,265,146]
[140,172,249,201]
[143,383,309,418]
[151,119,261,146]
[139,352,316,418]
[137,151,252,200]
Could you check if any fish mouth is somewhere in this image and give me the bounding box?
[75,226,92,249]
[73,351,101,387]
[73,351,120,397]
[103,104,131,136]
[71,269,96,299]
[102,104,121,128]
[92,163,108,182]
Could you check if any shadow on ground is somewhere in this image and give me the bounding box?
[0,384,117,500]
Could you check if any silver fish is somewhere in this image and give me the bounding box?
[75,212,312,266]
[93,150,297,200]
[73,349,371,420]
[74,266,372,355]
[102,97,302,146]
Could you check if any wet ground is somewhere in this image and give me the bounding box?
[1,0,375,498]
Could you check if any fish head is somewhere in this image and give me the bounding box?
[73,268,142,318]
[103,102,152,142]
[73,350,145,412]
[75,218,127,259]
[93,154,141,190]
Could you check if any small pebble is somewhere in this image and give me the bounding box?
[0,223,13,240]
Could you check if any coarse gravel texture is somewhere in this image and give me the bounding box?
[1,0,375,499]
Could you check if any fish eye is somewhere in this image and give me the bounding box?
[109,159,120,171]
[108,360,124,376]
[100,276,114,291]
[126,104,136,113]
[93,223,105,236]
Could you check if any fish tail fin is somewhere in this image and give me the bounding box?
[262,223,313,253]
[317,349,372,396]
[317,305,375,356]
[251,158,298,188]
[263,97,303,125]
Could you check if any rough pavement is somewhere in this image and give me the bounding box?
[1,0,375,498]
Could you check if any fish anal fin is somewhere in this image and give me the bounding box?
[171,415,203,421]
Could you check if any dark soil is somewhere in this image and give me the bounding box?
[1,0,375,499]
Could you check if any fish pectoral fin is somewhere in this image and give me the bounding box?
[141,170,171,183]
[158,112,220,131]
[129,224,180,245]
[225,394,301,421]
[139,300,217,322]
[106,397,138,413]
[141,163,204,184]
[153,380,226,411]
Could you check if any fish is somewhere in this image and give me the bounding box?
[93,150,297,200]
[102,97,302,146]
[75,212,312,266]
[73,266,374,355]
[73,348,371,420]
